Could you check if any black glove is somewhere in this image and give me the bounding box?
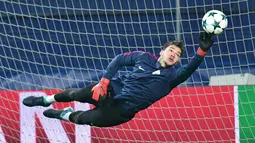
[199,32,213,52]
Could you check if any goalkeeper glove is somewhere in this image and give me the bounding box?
[198,32,214,56]
[91,78,110,101]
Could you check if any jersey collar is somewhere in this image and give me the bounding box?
[156,61,163,69]
[156,61,174,69]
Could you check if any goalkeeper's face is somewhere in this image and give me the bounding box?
[159,45,182,67]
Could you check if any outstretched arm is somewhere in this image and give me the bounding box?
[171,32,213,87]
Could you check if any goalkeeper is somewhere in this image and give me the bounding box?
[23,32,213,127]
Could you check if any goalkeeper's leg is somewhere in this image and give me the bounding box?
[22,83,99,107]
[43,103,135,127]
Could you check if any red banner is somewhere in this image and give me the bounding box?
[0,90,90,143]
[91,86,235,143]
[0,86,235,143]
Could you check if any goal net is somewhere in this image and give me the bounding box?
[0,0,254,142]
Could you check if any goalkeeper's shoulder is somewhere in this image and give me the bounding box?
[122,50,153,57]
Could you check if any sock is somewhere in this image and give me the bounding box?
[61,112,72,120]
[44,95,56,104]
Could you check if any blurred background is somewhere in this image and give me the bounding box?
[0,0,254,143]
[0,0,254,90]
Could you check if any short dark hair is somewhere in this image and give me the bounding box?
[162,40,184,57]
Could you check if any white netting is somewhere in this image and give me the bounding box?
[0,0,254,142]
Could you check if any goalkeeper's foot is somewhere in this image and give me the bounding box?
[43,107,74,120]
[22,96,51,107]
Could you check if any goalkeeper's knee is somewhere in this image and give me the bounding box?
[69,111,90,125]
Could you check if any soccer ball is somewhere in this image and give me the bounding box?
[202,10,228,35]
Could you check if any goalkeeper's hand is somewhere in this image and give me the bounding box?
[91,78,110,101]
[198,32,214,55]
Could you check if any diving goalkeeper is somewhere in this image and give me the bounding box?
[23,32,213,127]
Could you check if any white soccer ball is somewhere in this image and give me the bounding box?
[202,10,228,35]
